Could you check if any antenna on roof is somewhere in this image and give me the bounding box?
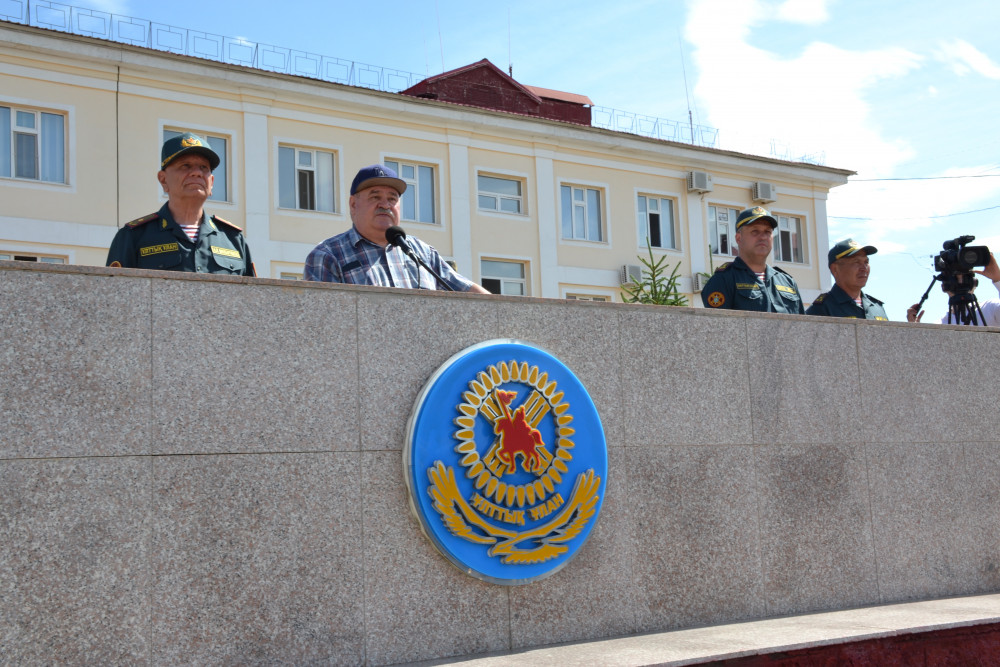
[678,30,695,144]
[508,8,513,77]
[436,0,445,71]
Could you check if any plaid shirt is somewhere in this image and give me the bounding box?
[303,226,476,291]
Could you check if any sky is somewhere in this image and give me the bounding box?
[87,0,1000,321]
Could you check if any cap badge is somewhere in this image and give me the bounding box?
[180,136,202,148]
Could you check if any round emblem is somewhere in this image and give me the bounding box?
[707,291,725,307]
[404,340,607,585]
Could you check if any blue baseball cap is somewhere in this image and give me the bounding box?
[160,132,219,170]
[350,164,407,195]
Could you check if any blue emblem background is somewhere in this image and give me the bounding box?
[404,339,607,584]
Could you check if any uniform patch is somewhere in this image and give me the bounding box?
[707,291,725,307]
[405,340,607,584]
[126,213,159,228]
[212,216,243,232]
[211,246,241,259]
[814,293,827,303]
[139,242,179,256]
[715,262,732,273]
[109,261,122,267]
[735,283,758,290]
[775,285,797,295]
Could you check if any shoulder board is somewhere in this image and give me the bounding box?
[126,212,160,228]
[212,215,243,232]
[866,294,884,305]
[715,262,732,273]
[772,266,791,276]
[814,292,827,303]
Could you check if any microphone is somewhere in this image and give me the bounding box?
[383,225,455,291]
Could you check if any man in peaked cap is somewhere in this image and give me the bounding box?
[304,164,488,292]
[701,206,804,314]
[106,132,255,276]
[807,239,887,320]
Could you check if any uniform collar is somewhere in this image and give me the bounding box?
[157,203,214,239]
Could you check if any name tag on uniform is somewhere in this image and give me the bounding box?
[140,242,179,256]
[211,246,241,259]
[775,285,797,295]
[735,282,758,290]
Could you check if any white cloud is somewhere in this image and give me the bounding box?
[775,0,830,24]
[935,39,1000,80]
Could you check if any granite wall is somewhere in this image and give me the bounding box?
[2,261,999,665]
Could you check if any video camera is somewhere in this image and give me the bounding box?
[934,235,990,295]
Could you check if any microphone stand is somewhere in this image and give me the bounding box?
[386,227,455,291]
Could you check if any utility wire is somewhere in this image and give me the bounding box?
[830,204,1000,221]
[851,174,1000,181]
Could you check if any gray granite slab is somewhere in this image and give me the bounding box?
[626,445,765,633]
[754,442,879,616]
[0,457,150,664]
[496,299,623,451]
[858,324,1000,443]
[363,450,509,665]
[356,291,497,451]
[960,441,1000,591]
[867,441,984,602]
[0,271,151,457]
[151,280,359,454]
[508,446,636,649]
[619,308,751,446]
[150,452,364,664]
[747,318,861,444]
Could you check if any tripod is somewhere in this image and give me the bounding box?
[914,274,987,325]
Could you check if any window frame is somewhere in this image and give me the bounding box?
[0,99,71,188]
[708,204,742,258]
[161,125,234,204]
[772,213,808,265]
[558,179,609,245]
[479,255,530,296]
[274,137,343,216]
[382,156,439,225]
[636,190,680,251]
[0,247,70,264]
[476,170,527,217]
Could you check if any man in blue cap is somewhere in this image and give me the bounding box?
[701,206,804,313]
[106,132,255,276]
[807,239,887,320]
[304,164,488,292]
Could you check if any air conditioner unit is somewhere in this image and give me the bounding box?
[620,264,642,284]
[687,171,713,194]
[693,272,710,292]
[752,181,777,203]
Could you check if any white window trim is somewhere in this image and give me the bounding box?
[770,209,812,268]
[273,135,345,218]
[476,252,531,296]
[378,151,446,229]
[561,288,616,302]
[474,167,531,219]
[634,186,682,254]
[0,96,75,193]
[706,199,745,260]
[158,120,238,208]
[0,242,75,264]
[557,177,612,247]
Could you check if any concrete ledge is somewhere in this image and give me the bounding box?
[405,594,1000,666]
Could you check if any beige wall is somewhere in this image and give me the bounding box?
[0,22,851,298]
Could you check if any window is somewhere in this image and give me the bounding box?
[709,205,740,256]
[481,259,527,296]
[163,129,229,202]
[478,174,524,214]
[560,184,603,241]
[773,214,805,263]
[279,272,302,281]
[1,104,66,183]
[385,160,435,223]
[279,145,336,212]
[566,294,610,302]
[638,195,677,249]
[0,252,65,263]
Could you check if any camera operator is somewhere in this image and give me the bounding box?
[907,251,1000,326]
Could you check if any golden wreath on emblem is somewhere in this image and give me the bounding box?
[707,291,725,308]
[181,137,201,147]
[426,360,601,565]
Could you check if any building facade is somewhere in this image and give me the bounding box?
[0,21,852,301]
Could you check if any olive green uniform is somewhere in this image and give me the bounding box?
[106,203,255,276]
[701,256,805,314]
[806,283,887,320]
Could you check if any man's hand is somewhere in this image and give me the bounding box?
[906,303,924,323]
[975,252,1000,282]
